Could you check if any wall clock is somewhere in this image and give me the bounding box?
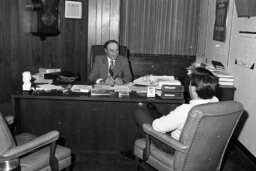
[30,0,60,40]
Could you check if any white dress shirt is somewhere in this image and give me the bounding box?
[152,96,219,140]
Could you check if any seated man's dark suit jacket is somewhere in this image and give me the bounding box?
[88,55,133,83]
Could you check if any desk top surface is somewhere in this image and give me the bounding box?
[12,91,185,104]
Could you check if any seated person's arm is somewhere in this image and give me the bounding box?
[152,105,190,133]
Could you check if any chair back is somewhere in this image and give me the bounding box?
[0,113,16,156]
[174,101,244,171]
[90,45,128,69]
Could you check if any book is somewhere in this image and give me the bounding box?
[39,68,61,73]
[218,81,234,86]
[218,77,235,82]
[156,90,184,99]
[212,71,235,78]
[161,85,184,92]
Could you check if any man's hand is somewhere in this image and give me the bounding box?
[105,77,115,86]
[114,78,124,85]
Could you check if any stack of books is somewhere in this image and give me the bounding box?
[156,85,184,99]
[212,71,235,87]
[39,67,61,73]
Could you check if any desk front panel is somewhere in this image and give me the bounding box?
[13,94,182,154]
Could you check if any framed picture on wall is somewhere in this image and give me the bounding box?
[213,0,229,42]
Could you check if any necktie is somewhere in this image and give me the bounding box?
[109,60,114,77]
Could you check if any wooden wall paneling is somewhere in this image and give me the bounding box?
[87,0,97,76]
[110,0,120,41]
[0,0,4,103]
[0,103,12,116]
[80,1,89,80]
[10,0,21,92]
[102,0,111,41]
[96,0,103,44]
[1,0,16,103]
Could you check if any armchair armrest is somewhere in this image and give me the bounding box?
[142,123,188,161]
[143,124,188,152]
[1,130,59,161]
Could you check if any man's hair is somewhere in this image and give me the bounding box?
[188,67,218,99]
[104,40,119,49]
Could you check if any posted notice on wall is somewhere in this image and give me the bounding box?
[213,0,229,42]
[65,1,82,19]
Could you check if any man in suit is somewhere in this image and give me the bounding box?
[88,40,133,86]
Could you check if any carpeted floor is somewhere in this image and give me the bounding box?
[71,143,256,171]
[72,152,136,171]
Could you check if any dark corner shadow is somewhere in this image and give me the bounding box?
[233,109,248,138]
[221,110,248,169]
[57,137,76,169]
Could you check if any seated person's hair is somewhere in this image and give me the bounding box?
[188,67,218,99]
[104,40,119,49]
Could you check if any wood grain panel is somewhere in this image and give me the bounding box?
[102,0,111,41]
[110,0,120,40]
[96,0,103,44]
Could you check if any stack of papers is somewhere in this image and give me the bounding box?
[133,75,181,88]
[212,71,235,87]
[71,85,92,93]
[35,84,64,91]
[93,84,131,92]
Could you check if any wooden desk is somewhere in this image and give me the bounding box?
[12,92,184,154]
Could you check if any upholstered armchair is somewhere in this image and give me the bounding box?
[0,112,72,171]
[134,101,244,171]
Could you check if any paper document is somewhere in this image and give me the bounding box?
[133,75,180,88]
[35,84,64,91]
[93,84,131,92]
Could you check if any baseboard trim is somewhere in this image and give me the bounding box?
[233,138,256,167]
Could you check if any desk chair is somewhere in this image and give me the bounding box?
[0,112,72,171]
[90,45,128,69]
[134,101,244,171]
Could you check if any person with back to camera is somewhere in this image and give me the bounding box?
[132,67,219,153]
[88,40,133,86]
